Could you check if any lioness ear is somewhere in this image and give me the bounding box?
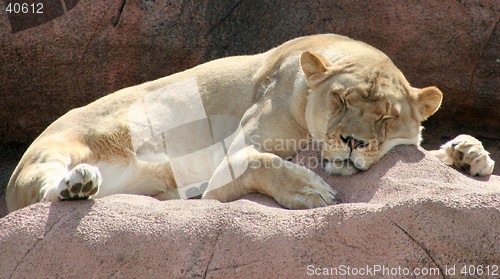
[416,86,443,120]
[300,51,331,82]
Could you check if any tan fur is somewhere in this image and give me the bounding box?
[6,34,494,212]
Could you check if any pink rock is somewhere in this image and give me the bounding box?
[1,146,499,278]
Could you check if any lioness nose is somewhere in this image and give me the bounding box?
[340,135,366,149]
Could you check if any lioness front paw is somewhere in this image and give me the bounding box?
[275,166,340,209]
[440,135,495,176]
[57,164,102,200]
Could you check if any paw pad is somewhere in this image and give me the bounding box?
[57,164,101,200]
[446,136,494,176]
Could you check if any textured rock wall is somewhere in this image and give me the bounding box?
[1,146,499,278]
[0,0,498,144]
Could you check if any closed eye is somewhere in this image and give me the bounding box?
[378,113,399,120]
[335,94,347,108]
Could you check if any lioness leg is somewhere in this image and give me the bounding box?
[202,147,339,209]
[28,162,100,203]
[429,134,495,176]
[6,137,103,211]
[7,144,177,211]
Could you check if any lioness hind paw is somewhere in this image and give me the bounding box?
[57,164,102,200]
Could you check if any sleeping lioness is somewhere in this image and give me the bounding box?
[6,34,495,212]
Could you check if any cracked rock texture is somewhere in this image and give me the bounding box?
[1,146,499,278]
[0,0,499,144]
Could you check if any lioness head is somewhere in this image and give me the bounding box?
[300,51,442,175]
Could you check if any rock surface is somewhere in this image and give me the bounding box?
[1,146,499,278]
[0,0,498,144]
